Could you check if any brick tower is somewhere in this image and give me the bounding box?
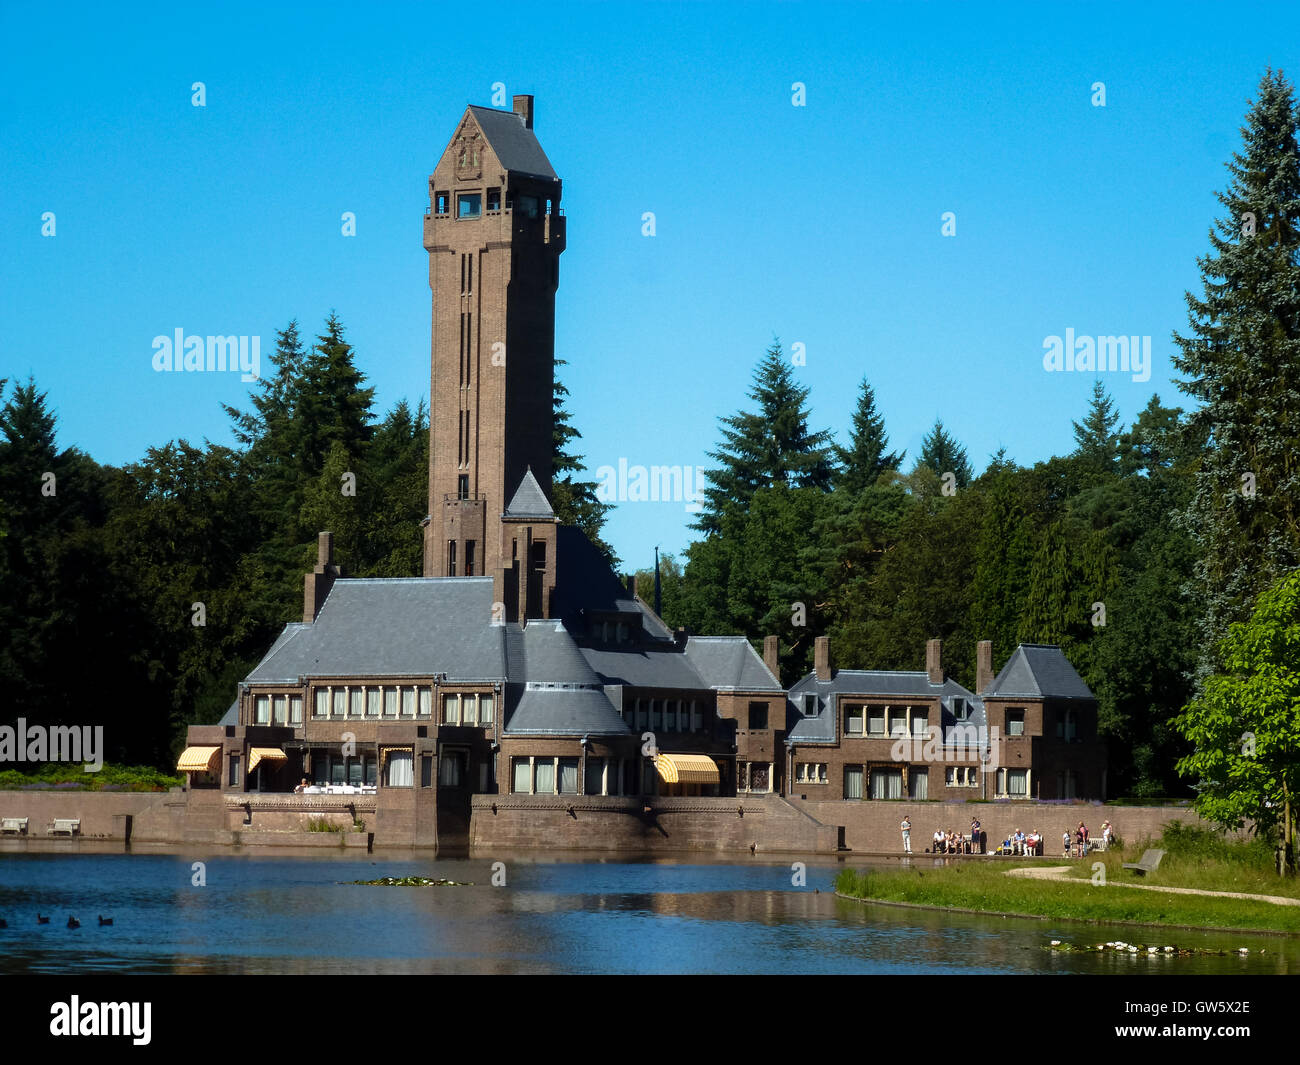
[421,94,564,620]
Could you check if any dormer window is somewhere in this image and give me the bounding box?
[802,693,817,716]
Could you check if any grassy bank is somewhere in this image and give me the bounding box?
[835,827,1300,933]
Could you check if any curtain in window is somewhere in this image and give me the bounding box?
[367,689,380,717]
[870,768,903,800]
[911,712,927,737]
[349,688,364,717]
[385,750,413,787]
[559,758,579,794]
[512,758,530,794]
[439,754,462,787]
[585,757,605,796]
[419,688,432,718]
[480,694,493,724]
[443,694,459,724]
[534,759,555,794]
[844,766,863,800]
[1009,769,1028,796]
[272,695,286,725]
[332,689,346,718]
[290,695,303,724]
[313,690,327,718]
[255,696,269,724]
[462,694,477,726]
[867,708,885,735]
[401,688,415,717]
[910,768,928,800]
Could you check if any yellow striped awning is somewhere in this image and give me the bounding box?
[177,746,221,772]
[248,747,287,773]
[654,753,720,785]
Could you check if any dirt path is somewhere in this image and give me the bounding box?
[1006,865,1300,906]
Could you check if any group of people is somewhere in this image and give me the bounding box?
[900,816,985,855]
[900,816,1115,858]
[996,829,1042,856]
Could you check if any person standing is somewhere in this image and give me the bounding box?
[901,815,912,854]
[970,817,982,854]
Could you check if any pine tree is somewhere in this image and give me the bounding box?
[551,359,618,566]
[694,342,834,534]
[913,418,973,488]
[832,377,904,494]
[1172,68,1300,685]
[1071,379,1121,475]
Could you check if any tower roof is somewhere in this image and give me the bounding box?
[466,105,558,180]
[985,644,1094,700]
[503,467,555,520]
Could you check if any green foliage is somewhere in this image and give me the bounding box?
[552,359,618,567]
[306,816,345,832]
[0,763,181,791]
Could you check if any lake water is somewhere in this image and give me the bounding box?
[0,849,1294,975]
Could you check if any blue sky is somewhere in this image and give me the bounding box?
[3,1,1298,570]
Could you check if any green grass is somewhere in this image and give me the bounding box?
[306,817,345,833]
[835,826,1300,934]
[0,763,182,792]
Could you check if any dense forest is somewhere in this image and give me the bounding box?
[2,71,1297,813]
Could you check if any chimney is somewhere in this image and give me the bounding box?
[625,574,636,597]
[513,94,534,129]
[303,531,340,623]
[976,640,994,694]
[674,626,689,651]
[763,635,780,681]
[926,638,944,685]
[815,636,831,682]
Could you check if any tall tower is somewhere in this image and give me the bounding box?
[422,94,565,614]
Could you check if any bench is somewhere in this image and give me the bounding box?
[1122,848,1165,876]
[48,818,81,837]
[0,817,28,835]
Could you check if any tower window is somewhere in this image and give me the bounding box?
[487,187,501,212]
[458,474,470,500]
[448,540,457,576]
[465,540,476,577]
[435,191,449,215]
[517,194,539,219]
[531,541,546,569]
[457,193,482,219]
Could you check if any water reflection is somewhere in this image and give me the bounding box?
[0,852,1293,975]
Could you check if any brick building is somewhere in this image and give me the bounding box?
[175,93,1105,849]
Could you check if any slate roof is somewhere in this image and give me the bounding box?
[502,621,630,736]
[502,467,555,520]
[985,644,1095,700]
[244,578,505,683]
[467,105,559,181]
[579,645,706,689]
[684,637,783,692]
[786,670,985,745]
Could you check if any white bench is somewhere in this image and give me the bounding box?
[49,818,81,836]
[0,817,28,835]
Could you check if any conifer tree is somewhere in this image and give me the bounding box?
[913,418,973,488]
[694,342,833,535]
[832,377,904,494]
[1071,379,1121,475]
[1172,68,1300,684]
[551,359,618,566]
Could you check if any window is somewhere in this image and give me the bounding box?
[517,194,539,219]
[1056,708,1078,741]
[867,706,886,736]
[440,751,465,787]
[953,698,971,721]
[313,690,327,718]
[910,768,928,799]
[457,193,481,218]
[384,750,413,788]
[844,765,864,800]
[558,758,579,794]
[691,700,703,732]
[367,689,380,718]
[870,767,903,800]
[332,688,346,718]
[384,688,398,717]
[946,766,976,787]
[420,755,433,788]
[636,699,648,730]
[349,688,364,718]
[911,710,927,737]
[888,708,908,736]
[652,700,663,732]
[664,700,676,732]
[1007,768,1028,796]
[480,694,494,724]
[229,755,241,788]
[749,763,770,792]
[585,757,605,796]
[1006,708,1025,737]
[418,688,432,718]
[465,540,476,577]
[534,758,555,794]
[748,702,768,730]
[348,760,363,786]
[272,695,286,725]
[458,474,470,500]
[487,187,501,211]
[845,705,864,736]
[512,758,530,794]
[532,541,546,569]
[254,695,269,724]
[443,694,459,724]
[401,687,416,717]
[435,190,449,215]
[795,763,827,784]
[802,693,818,716]
[289,695,303,724]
